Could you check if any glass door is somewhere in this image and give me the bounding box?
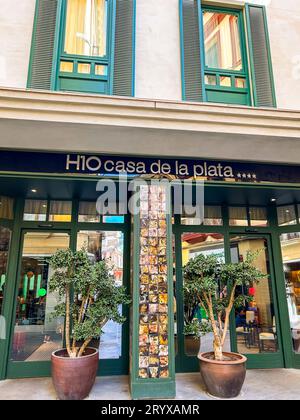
[229,234,284,368]
[279,232,300,366]
[7,230,70,378]
[76,229,129,376]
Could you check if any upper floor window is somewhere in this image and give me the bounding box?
[203,11,242,72]
[180,2,276,108]
[64,0,108,58]
[28,0,135,97]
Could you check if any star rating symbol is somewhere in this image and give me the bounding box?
[236,173,258,180]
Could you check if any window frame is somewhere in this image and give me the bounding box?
[57,0,114,90]
[201,5,252,105]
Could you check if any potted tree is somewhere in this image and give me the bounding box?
[184,252,266,399]
[49,249,130,400]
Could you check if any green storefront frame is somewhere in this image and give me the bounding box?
[1,174,300,381]
[0,187,131,380]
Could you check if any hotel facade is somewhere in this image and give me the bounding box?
[0,0,300,399]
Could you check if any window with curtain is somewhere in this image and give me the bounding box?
[0,197,14,220]
[203,11,242,71]
[64,0,108,58]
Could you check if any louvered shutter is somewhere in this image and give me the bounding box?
[246,5,276,107]
[113,0,135,97]
[27,0,59,90]
[180,0,204,102]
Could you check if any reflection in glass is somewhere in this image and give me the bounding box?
[11,233,70,362]
[78,201,100,223]
[182,206,222,226]
[49,201,72,223]
[249,207,268,227]
[203,12,242,71]
[220,76,231,87]
[0,196,14,220]
[64,0,108,58]
[0,227,12,315]
[23,200,47,222]
[277,205,297,227]
[231,236,278,354]
[204,74,217,86]
[229,206,248,227]
[182,233,229,356]
[77,231,124,359]
[280,232,300,353]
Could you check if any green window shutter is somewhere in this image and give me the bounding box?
[113,0,136,97]
[246,4,277,107]
[180,0,204,102]
[27,0,60,90]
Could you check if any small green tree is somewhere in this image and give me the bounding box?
[183,252,266,361]
[49,249,130,359]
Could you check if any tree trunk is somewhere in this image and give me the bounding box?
[214,339,224,361]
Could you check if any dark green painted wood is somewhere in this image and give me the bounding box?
[180,0,204,102]
[112,0,136,97]
[1,199,131,380]
[245,4,277,108]
[27,0,59,90]
[130,182,176,399]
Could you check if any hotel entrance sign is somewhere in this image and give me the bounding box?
[1,150,300,184]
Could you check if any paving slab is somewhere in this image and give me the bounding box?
[0,370,299,400]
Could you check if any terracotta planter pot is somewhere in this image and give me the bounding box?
[198,352,247,399]
[51,348,99,400]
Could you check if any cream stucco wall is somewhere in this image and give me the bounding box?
[0,0,299,110]
[135,0,182,101]
[0,0,36,89]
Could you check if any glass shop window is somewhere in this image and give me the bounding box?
[78,202,100,223]
[277,205,297,227]
[0,196,14,220]
[49,201,72,222]
[181,205,223,226]
[23,200,47,222]
[249,207,268,227]
[229,207,248,227]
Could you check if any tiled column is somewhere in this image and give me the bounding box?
[130,181,175,399]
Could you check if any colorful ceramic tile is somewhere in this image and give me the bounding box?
[149,265,158,274]
[149,314,158,323]
[149,220,158,229]
[140,274,150,284]
[139,346,149,356]
[159,356,168,367]
[158,285,167,293]
[149,238,158,247]
[159,294,168,304]
[149,324,158,334]
[149,336,159,345]
[159,335,168,345]
[139,356,149,368]
[149,367,159,378]
[139,369,149,379]
[149,228,158,237]
[139,334,149,346]
[141,228,149,237]
[149,304,159,313]
[160,368,169,378]
[140,265,149,274]
[149,356,159,366]
[159,314,168,324]
[140,284,148,294]
[139,304,148,314]
[149,294,158,304]
[158,256,167,264]
[139,324,149,335]
[158,304,168,313]
[159,324,168,334]
[140,314,149,324]
[159,345,168,356]
[159,265,167,274]
[140,237,148,246]
[149,344,159,355]
[149,284,158,293]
